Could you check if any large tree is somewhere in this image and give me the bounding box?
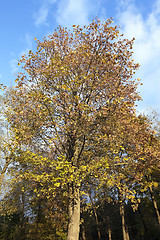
[6,18,145,239]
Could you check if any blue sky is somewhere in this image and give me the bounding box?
[0,0,160,112]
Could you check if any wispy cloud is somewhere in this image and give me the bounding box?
[34,6,49,26]
[20,33,33,56]
[117,0,160,110]
[10,59,19,75]
[34,0,57,27]
[10,33,34,76]
[34,0,103,29]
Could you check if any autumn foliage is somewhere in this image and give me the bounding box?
[0,19,160,240]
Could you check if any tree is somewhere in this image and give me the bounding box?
[6,18,144,239]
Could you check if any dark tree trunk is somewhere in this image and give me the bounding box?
[145,175,160,226]
[149,185,160,226]
[89,194,101,240]
[107,214,112,240]
[106,202,112,240]
[137,205,148,233]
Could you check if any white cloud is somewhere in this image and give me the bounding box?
[117,0,160,65]
[56,0,102,27]
[56,0,89,26]
[117,0,160,111]
[0,74,2,79]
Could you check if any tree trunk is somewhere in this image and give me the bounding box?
[81,224,86,240]
[125,224,130,240]
[0,156,12,191]
[137,205,148,233]
[106,203,112,240]
[149,185,160,226]
[145,175,160,227]
[108,226,112,240]
[93,206,101,240]
[67,184,80,240]
[118,188,129,240]
[120,202,127,240]
[89,194,101,240]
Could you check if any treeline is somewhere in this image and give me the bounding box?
[1,168,160,240]
[0,19,160,240]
